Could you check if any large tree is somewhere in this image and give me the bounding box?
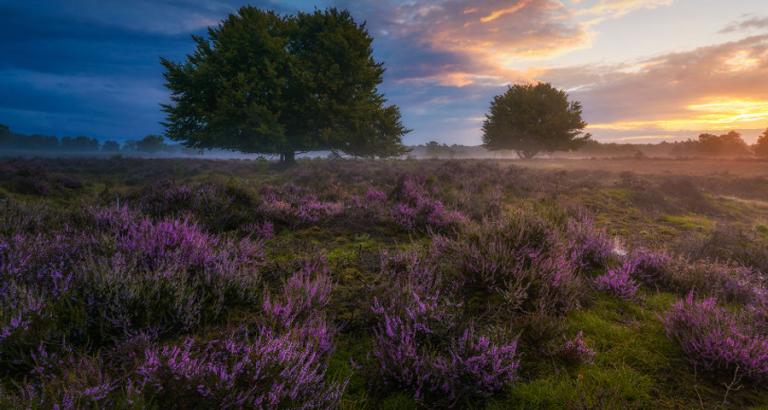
[482,82,591,159]
[160,7,409,164]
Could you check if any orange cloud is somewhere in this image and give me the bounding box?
[370,0,681,90]
[479,0,534,23]
[544,34,768,133]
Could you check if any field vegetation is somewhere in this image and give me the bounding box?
[1,156,768,409]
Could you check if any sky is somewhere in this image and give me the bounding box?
[1,0,767,146]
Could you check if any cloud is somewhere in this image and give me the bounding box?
[541,34,768,132]
[478,0,535,23]
[2,0,761,147]
[0,0,286,139]
[720,16,768,34]
[575,0,674,19]
[346,0,680,94]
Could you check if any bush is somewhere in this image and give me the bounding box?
[0,212,267,373]
[661,259,763,305]
[548,331,596,365]
[661,293,768,382]
[135,329,346,409]
[368,249,520,405]
[624,249,672,284]
[679,223,768,274]
[591,265,643,303]
[562,219,613,271]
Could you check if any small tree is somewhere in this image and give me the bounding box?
[136,135,168,153]
[425,141,455,159]
[0,124,16,148]
[482,82,591,159]
[122,140,137,152]
[102,140,121,152]
[753,128,768,157]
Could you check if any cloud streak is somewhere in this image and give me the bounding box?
[720,15,768,33]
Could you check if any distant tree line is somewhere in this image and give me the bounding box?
[412,128,768,159]
[0,124,198,155]
[668,131,752,157]
[5,121,768,160]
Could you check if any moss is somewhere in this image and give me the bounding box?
[497,366,652,409]
[756,223,768,240]
[658,214,714,232]
[599,188,632,202]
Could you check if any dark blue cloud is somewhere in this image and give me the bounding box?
[0,0,497,145]
[0,0,303,142]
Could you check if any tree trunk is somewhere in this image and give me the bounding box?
[517,150,539,159]
[281,151,296,165]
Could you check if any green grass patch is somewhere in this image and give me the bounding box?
[657,214,714,231]
[497,366,652,409]
[756,223,768,240]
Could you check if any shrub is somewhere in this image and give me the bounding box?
[56,175,84,189]
[369,248,520,405]
[438,211,556,290]
[591,265,643,303]
[661,259,763,305]
[134,329,346,409]
[388,174,467,232]
[9,345,121,409]
[371,315,519,405]
[680,223,768,274]
[562,219,613,271]
[434,214,587,315]
[435,326,520,398]
[263,256,334,340]
[0,214,267,372]
[661,293,768,382]
[624,249,672,284]
[548,331,596,365]
[257,184,343,228]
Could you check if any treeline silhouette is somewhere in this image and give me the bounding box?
[0,124,195,154]
[417,128,768,159]
[4,123,768,159]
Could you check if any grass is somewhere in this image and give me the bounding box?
[756,223,768,240]
[658,214,715,232]
[512,157,768,177]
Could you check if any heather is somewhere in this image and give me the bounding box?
[1,157,768,408]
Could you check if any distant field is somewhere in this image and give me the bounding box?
[1,157,767,409]
[513,156,768,176]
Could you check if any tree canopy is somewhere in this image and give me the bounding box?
[697,131,750,156]
[136,135,168,153]
[102,140,121,152]
[753,128,768,157]
[160,7,410,164]
[481,82,591,159]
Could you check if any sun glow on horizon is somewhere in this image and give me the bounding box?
[588,97,768,132]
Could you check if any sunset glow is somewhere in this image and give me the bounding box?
[589,98,768,133]
[688,98,768,124]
